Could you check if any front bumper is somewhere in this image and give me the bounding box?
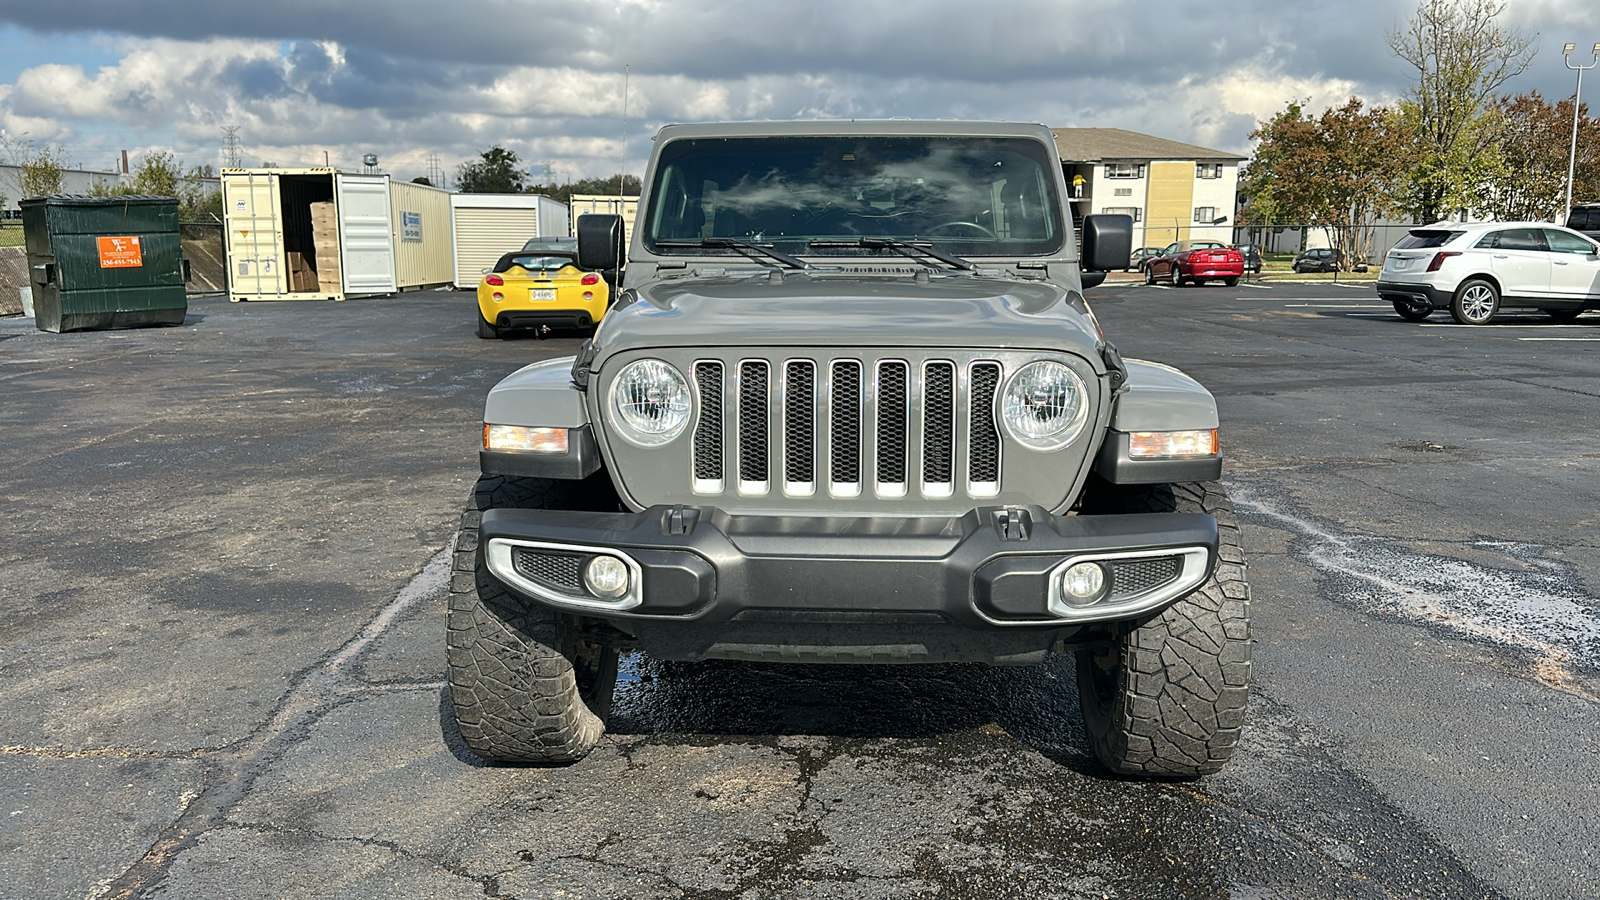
[479,504,1217,662]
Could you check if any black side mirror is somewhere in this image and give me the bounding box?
[576,214,624,272]
[1080,214,1133,274]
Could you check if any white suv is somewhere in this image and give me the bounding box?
[1375,222,1600,324]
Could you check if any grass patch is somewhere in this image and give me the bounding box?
[0,224,23,248]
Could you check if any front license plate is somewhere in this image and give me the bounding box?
[531,289,556,301]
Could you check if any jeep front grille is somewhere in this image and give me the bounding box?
[688,354,1003,501]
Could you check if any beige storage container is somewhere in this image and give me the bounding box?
[221,168,400,301]
[568,194,639,250]
[389,180,454,290]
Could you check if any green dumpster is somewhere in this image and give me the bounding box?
[21,195,188,333]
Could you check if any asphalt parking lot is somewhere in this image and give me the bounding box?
[2,283,1597,899]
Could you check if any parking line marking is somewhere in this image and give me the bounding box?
[1284,304,1389,309]
[1517,337,1600,342]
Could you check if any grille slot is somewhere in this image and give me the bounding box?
[512,548,586,593]
[784,361,816,493]
[1108,556,1182,599]
[830,361,863,495]
[968,363,1002,495]
[738,360,770,492]
[922,362,955,496]
[684,353,1007,504]
[875,361,909,495]
[693,362,724,490]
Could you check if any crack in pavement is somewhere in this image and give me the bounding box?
[88,543,455,899]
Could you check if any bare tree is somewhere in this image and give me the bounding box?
[1388,0,1535,222]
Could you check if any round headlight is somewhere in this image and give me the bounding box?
[610,359,692,446]
[1000,360,1090,450]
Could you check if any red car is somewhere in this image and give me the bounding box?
[1143,240,1245,287]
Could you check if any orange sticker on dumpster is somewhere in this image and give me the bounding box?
[97,236,144,268]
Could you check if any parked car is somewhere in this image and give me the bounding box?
[1127,246,1164,271]
[1375,222,1600,324]
[1143,240,1244,286]
[475,246,610,338]
[1567,204,1600,241]
[1234,243,1262,274]
[1291,247,1342,273]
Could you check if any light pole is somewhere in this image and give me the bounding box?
[1562,42,1600,223]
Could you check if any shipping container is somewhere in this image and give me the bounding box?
[450,193,569,289]
[221,168,400,301]
[389,180,454,290]
[568,194,639,249]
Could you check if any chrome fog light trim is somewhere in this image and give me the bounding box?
[1045,547,1211,621]
[485,538,644,612]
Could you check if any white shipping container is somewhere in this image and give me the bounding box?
[221,168,399,301]
[450,193,570,289]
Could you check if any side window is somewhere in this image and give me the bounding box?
[1545,229,1597,255]
[1475,232,1501,249]
[1497,228,1548,252]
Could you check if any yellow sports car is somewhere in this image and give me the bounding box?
[476,239,610,338]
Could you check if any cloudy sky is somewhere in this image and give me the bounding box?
[0,0,1597,185]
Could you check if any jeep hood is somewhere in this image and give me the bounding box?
[592,271,1103,361]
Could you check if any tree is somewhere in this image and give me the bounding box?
[1,133,69,199]
[1475,92,1600,221]
[129,150,183,197]
[1387,0,1535,222]
[457,145,528,193]
[529,174,642,204]
[1243,98,1405,268]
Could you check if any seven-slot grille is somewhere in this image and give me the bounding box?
[689,355,1005,501]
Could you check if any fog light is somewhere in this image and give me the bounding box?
[1059,562,1106,606]
[583,555,630,600]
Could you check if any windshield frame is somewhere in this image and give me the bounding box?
[640,133,1069,261]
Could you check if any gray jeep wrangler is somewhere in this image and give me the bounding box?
[448,120,1250,777]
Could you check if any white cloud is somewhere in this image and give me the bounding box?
[0,0,1593,183]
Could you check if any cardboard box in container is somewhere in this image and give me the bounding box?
[286,251,319,292]
[309,201,342,292]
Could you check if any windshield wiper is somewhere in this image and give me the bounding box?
[808,237,974,271]
[655,238,810,270]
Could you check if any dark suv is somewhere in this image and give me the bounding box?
[1568,204,1600,240]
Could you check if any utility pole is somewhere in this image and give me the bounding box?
[1562,43,1600,221]
[620,64,629,195]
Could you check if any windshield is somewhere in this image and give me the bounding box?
[642,135,1065,258]
[496,253,576,273]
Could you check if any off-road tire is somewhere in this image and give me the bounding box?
[446,474,620,763]
[1451,278,1500,325]
[1075,480,1251,777]
[1393,299,1432,321]
[476,315,499,339]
